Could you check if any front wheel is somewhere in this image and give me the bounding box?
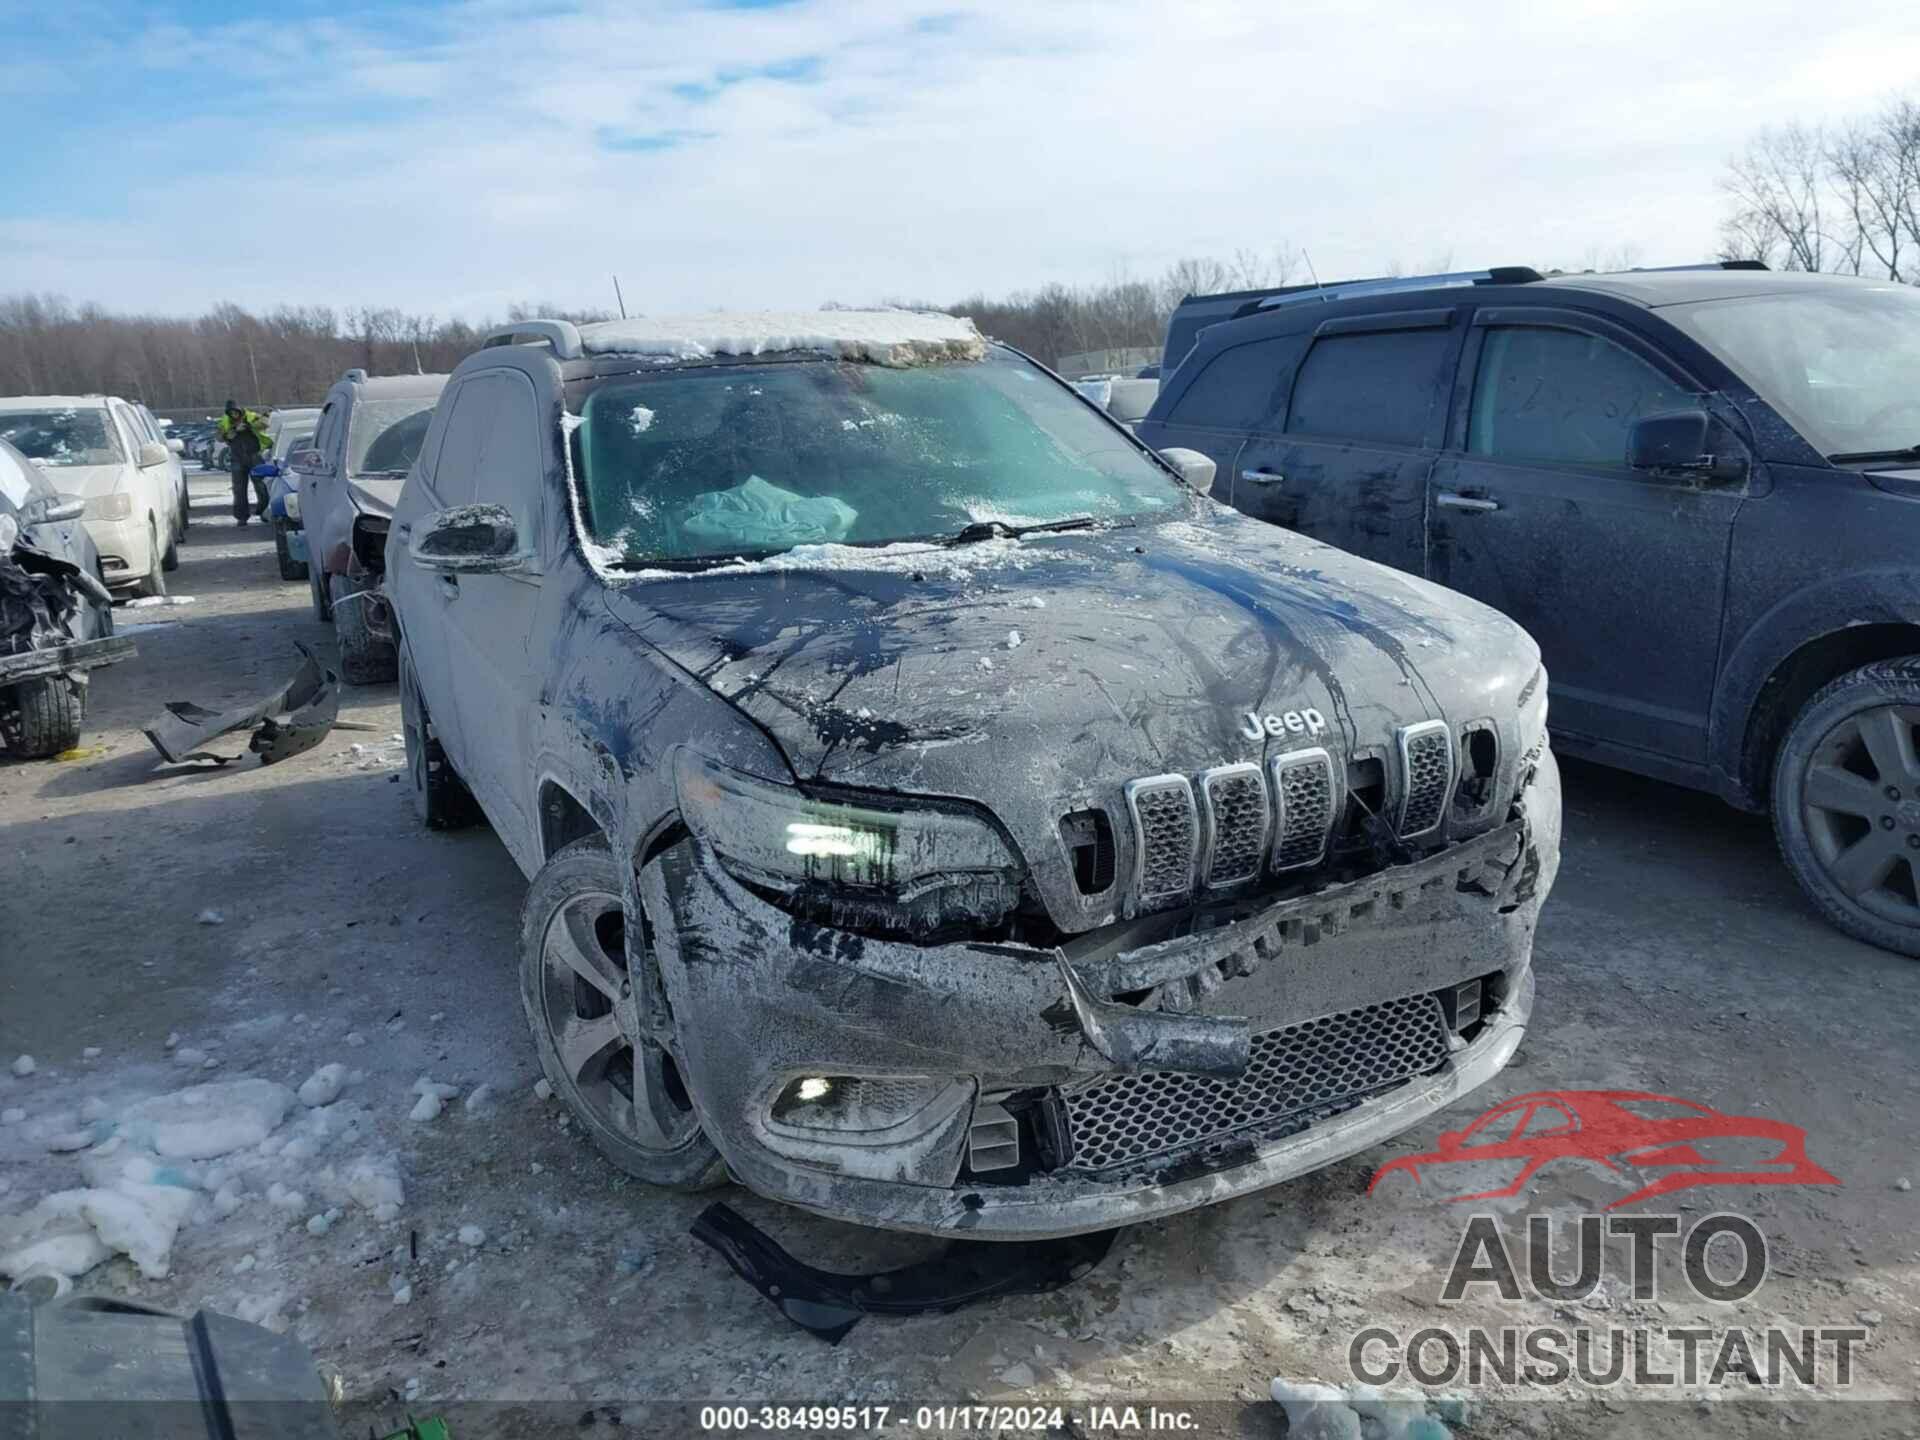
[1774,657,1920,957]
[520,837,727,1190]
[134,517,167,599]
[0,677,84,759]
[399,645,478,831]
[331,576,396,685]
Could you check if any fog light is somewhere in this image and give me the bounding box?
[769,1074,957,1134]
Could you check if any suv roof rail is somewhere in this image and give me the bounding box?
[1244,266,1545,316]
[482,320,583,360]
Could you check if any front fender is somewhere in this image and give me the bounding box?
[1711,568,1920,806]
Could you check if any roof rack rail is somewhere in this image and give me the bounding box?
[482,320,583,360]
[1245,266,1544,316]
[1596,260,1771,275]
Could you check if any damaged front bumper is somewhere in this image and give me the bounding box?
[644,751,1561,1239]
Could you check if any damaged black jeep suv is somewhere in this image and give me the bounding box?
[386,311,1561,1237]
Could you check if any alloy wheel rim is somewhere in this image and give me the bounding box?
[537,886,701,1154]
[1801,702,1920,926]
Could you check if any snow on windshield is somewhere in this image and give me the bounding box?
[0,407,123,467]
[577,310,987,368]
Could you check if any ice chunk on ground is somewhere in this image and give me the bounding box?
[173,1047,207,1067]
[117,1079,295,1160]
[392,1281,413,1305]
[1006,629,1023,649]
[11,1055,34,1077]
[213,1182,245,1215]
[298,1064,347,1108]
[577,310,985,368]
[533,1080,553,1101]
[409,1078,458,1122]
[305,1209,341,1236]
[457,1224,485,1247]
[80,1184,196,1279]
[0,1194,113,1281]
[196,909,225,925]
[462,1084,494,1113]
[266,1182,307,1212]
[343,1153,405,1213]
[82,1047,101,1060]
[165,1033,180,1050]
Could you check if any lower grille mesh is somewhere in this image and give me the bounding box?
[1061,992,1451,1172]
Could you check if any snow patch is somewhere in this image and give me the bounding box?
[577,310,985,368]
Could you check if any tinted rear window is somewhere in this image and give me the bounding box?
[1284,329,1452,446]
[1163,336,1306,432]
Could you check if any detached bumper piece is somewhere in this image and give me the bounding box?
[690,1202,1117,1344]
[142,642,340,767]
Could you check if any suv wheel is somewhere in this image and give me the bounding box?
[331,576,397,685]
[520,837,728,1190]
[1774,657,1920,957]
[399,647,477,830]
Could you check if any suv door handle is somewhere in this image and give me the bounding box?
[1240,468,1284,485]
[437,574,459,600]
[1435,492,1500,513]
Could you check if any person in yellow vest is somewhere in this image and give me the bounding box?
[217,400,272,524]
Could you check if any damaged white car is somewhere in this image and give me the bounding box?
[385,310,1561,1237]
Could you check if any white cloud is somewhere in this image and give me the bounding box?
[6,0,1918,318]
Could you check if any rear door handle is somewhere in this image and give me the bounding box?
[1240,468,1284,485]
[1435,492,1500,513]
[437,574,459,600]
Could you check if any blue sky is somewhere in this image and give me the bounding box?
[4,0,1919,320]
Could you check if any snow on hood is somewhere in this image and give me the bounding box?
[576,310,986,368]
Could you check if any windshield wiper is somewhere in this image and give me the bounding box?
[943,515,1104,547]
[1830,443,1920,464]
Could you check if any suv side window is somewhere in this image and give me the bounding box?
[1164,336,1308,432]
[1468,326,1694,468]
[1284,329,1452,446]
[426,376,500,508]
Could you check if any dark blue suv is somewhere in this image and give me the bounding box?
[1140,263,1920,956]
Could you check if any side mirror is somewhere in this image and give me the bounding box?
[1159,446,1217,496]
[166,437,185,454]
[289,448,333,477]
[1629,409,1747,481]
[22,494,85,525]
[409,504,523,573]
[137,439,170,468]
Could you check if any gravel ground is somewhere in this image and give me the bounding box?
[2,469,1917,1438]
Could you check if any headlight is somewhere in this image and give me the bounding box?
[284,490,301,520]
[673,751,1024,941]
[83,492,133,521]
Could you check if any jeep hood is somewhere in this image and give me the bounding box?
[601,512,1538,796]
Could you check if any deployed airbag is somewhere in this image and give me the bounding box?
[678,476,856,548]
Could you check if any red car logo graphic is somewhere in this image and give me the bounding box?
[1368,1090,1839,1209]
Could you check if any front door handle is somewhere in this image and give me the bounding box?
[1240,468,1284,485]
[437,574,459,600]
[1435,492,1500,513]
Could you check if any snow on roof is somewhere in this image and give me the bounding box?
[576,310,986,367]
[0,395,114,411]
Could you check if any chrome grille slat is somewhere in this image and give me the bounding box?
[1125,775,1198,907]
[1061,993,1451,1172]
[1397,721,1454,836]
[1199,764,1269,889]
[1269,747,1336,871]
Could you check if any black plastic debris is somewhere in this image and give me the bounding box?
[142,642,341,767]
[690,1202,1119,1344]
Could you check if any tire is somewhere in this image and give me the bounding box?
[309,561,333,622]
[274,522,308,582]
[1,677,85,759]
[178,483,191,535]
[134,517,167,599]
[520,836,728,1190]
[332,576,396,685]
[1773,656,1920,957]
[161,527,180,572]
[399,645,478,831]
